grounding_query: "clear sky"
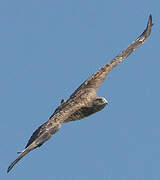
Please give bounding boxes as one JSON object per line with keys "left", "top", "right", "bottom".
{"left": 1, "top": 0, "right": 159, "bottom": 180}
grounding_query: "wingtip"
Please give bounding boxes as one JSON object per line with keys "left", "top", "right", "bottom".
{"left": 7, "top": 166, "right": 11, "bottom": 173}
{"left": 149, "top": 14, "right": 152, "bottom": 19}
{"left": 148, "top": 14, "right": 154, "bottom": 27}
{"left": 7, "top": 162, "right": 15, "bottom": 173}
{"left": 140, "top": 14, "right": 153, "bottom": 38}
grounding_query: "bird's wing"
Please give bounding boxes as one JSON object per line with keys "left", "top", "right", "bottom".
{"left": 70, "top": 15, "right": 153, "bottom": 98}
{"left": 7, "top": 100, "right": 83, "bottom": 173}
{"left": 7, "top": 119, "right": 62, "bottom": 173}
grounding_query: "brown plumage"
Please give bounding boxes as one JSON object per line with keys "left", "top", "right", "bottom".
{"left": 7, "top": 15, "right": 153, "bottom": 173}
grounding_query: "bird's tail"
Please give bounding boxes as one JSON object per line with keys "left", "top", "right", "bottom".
{"left": 7, "top": 142, "right": 36, "bottom": 173}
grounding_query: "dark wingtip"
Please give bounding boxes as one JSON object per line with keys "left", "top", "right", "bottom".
{"left": 148, "top": 14, "right": 154, "bottom": 27}
{"left": 7, "top": 165, "right": 11, "bottom": 173}
{"left": 139, "top": 14, "right": 153, "bottom": 39}
{"left": 7, "top": 161, "right": 15, "bottom": 173}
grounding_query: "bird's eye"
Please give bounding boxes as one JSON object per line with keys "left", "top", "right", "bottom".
{"left": 96, "top": 99, "right": 102, "bottom": 103}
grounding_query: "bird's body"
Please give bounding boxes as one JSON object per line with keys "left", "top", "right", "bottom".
{"left": 7, "top": 15, "right": 153, "bottom": 173}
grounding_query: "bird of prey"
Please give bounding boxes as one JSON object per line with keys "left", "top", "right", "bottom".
{"left": 7, "top": 15, "right": 153, "bottom": 173}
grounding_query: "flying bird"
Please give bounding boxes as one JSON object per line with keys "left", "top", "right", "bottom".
{"left": 7, "top": 15, "right": 153, "bottom": 173}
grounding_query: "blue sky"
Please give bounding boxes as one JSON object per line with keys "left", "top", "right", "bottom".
{"left": 1, "top": 0, "right": 159, "bottom": 180}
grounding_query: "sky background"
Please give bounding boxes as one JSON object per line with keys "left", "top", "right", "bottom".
{"left": 0, "top": 0, "right": 159, "bottom": 180}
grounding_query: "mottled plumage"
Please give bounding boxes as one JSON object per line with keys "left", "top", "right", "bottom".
{"left": 7, "top": 15, "right": 153, "bottom": 173}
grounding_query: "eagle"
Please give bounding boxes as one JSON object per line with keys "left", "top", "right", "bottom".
{"left": 7, "top": 15, "right": 153, "bottom": 173}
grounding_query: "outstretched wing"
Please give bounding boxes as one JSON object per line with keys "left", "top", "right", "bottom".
{"left": 7, "top": 99, "right": 84, "bottom": 173}
{"left": 7, "top": 118, "right": 62, "bottom": 173}
{"left": 70, "top": 15, "right": 153, "bottom": 98}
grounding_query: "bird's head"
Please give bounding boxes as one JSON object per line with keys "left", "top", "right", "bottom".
{"left": 92, "top": 96, "right": 108, "bottom": 112}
